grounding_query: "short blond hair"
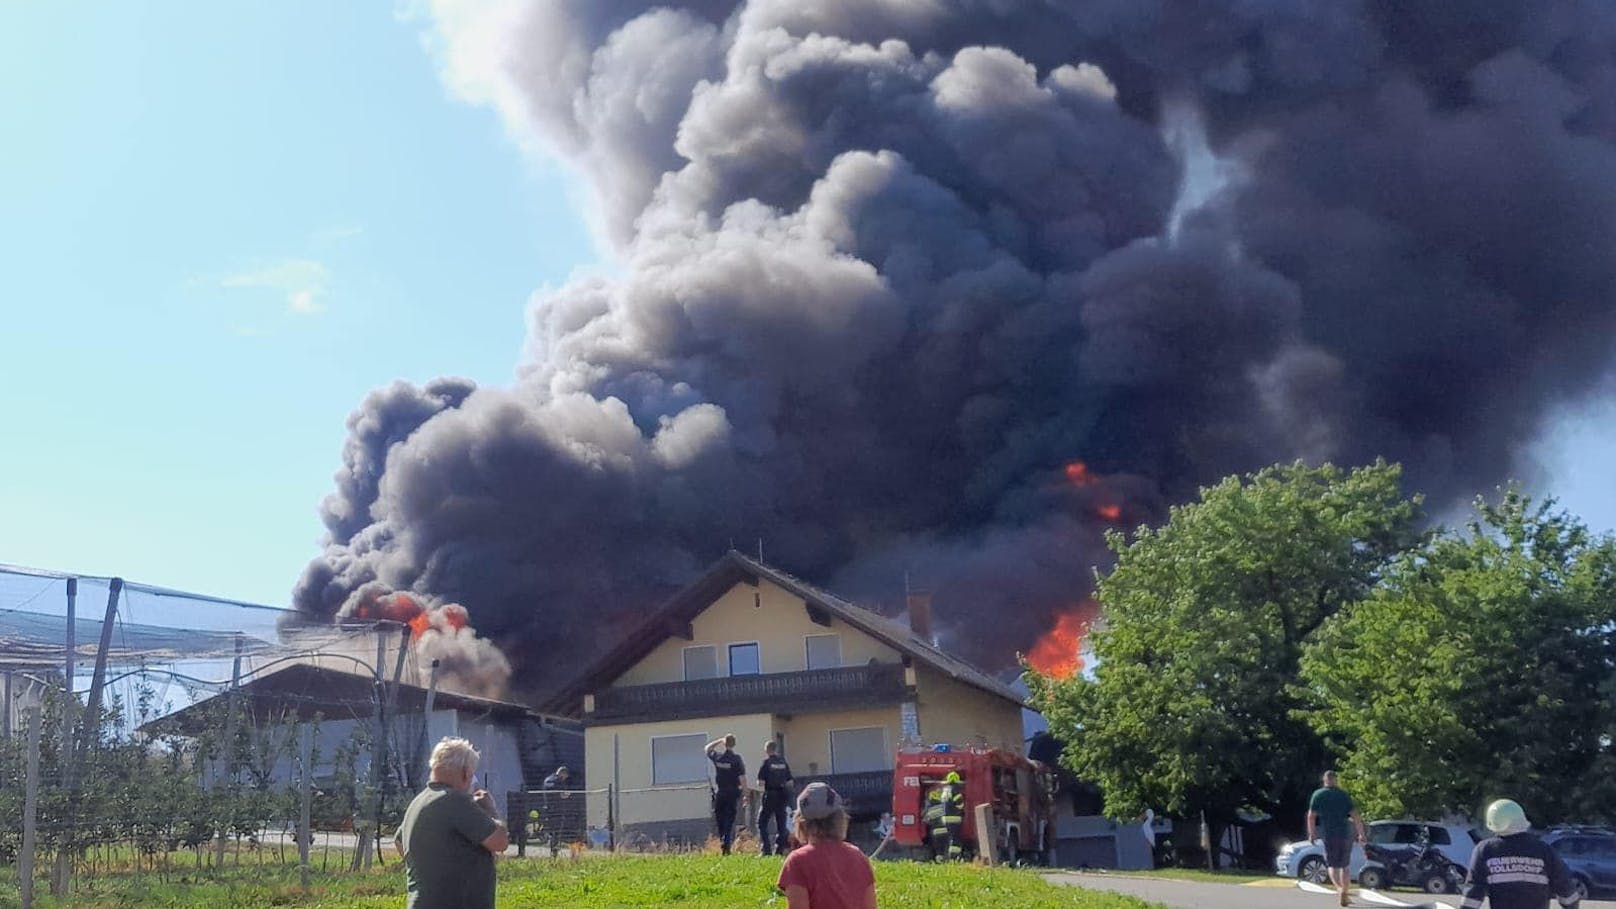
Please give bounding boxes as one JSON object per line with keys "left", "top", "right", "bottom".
{"left": 429, "top": 737, "right": 480, "bottom": 777}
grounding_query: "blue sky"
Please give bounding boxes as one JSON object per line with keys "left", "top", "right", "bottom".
{"left": 0, "top": 2, "right": 595, "bottom": 606}
{"left": 2, "top": 3, "right": 1613, "bottom": 611}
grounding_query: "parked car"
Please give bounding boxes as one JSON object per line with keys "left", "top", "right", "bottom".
{"left": 1275, "top": 820, "right": 1478, "bottom": 884}
{"left": 1544, "top": 829, "right": 1616, "bottom": 903}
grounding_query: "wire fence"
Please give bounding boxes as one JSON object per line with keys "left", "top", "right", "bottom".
{"left": 0, "top": 567, "right": 596, "bottom": 908}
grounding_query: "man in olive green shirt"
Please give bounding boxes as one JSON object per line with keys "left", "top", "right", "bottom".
{"left": 396, "top": 737, "right": 510, "bottom": 909}
{"left": 1307, "top": 770, "right": 1367, "bottom": 907}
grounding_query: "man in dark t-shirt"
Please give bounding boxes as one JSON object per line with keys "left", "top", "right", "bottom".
{"left": 706, "top": 734, "right": 747, "bottom": 855}
{"left": 1308, "top": 770, "right": 1366, "bottom": 907}
{"left": 396, "top": 737, "right": 510, "bottom": 909}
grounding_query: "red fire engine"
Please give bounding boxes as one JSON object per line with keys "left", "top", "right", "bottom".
{"left": 890, "top": 743, "right": 1058, "bottom": 864}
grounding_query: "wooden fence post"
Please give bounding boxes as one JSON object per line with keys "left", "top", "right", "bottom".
{"left": 20, "top": 706, "right": 42, "bottom": 909}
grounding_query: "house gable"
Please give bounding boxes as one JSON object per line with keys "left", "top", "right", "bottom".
{"left": 613, "top": 577, "right": 901, "bottom": 687}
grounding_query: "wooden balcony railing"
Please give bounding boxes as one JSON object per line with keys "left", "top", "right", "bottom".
{"left": 589, "top": 663, "right": 908, "bottom": 724}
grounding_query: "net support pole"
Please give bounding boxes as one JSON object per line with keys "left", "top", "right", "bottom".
{"left": 299, "top": 723, "right": 313, "bottom": 891}
{"left": 20, "top": 706, "right": 42, "bottom": 909}
{"left": 215, "top": 634, "right": 244, "bottom": 869}
{"left": 412, "top": 658, "right": 441, "bottom": 787}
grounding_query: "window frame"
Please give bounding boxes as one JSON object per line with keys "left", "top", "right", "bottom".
{"left": 804, "top": 633, "right": 842, "bottom": 671}
{"left": 727, "top": 641, "right": 762, "bottom": 676}
{"left": 649, "top": 732, "right": 710, "bottom": 786}
{"left": 682, "top": 644, "right": 719, "bottom": 681}
{"left": 827, "top": 725, "right": 890, "bottom": 775}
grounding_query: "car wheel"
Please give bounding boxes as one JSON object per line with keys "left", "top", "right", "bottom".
{"left": 1298, "top": 856, "right": 1328, "bottom": 884}
{"left": 1572, "top": 876, "right": 1590, "bottom": 902}
{"left": 1423, "top": 870, "right": 1454, "bottom": 894}
{"left": 1358, "top": 866, "right": 1386, "bottom": 891}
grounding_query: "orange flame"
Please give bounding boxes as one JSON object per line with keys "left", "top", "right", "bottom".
{"left": 1064, "top": 461, "right": 1096, "bottom": 486}
{"left": 1097, "top": 503, "right": 1122, "bottom": 522}
{"left": 355, "top": 591, "right": 468, "bottom": 640}
{"left": 1026, "top": 601, "right": 1100, "bottom": 680}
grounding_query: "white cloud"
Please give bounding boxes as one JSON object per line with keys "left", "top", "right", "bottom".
{"left": 221, "top": 258, "right": 330, "bottom": 314}
{"left": 310, "top": 224, "right": 364, "bottom": 244}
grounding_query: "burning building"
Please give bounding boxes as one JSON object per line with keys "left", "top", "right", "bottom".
{"left": 294, "top": 2, "right": 1616, "bottom": 699}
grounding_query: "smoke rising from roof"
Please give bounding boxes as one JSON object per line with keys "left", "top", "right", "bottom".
{"left": 295, "top": 1, "right": 1616, "bottom": 696}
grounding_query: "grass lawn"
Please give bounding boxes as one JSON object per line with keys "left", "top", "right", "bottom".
{"left": 0, "top": 853, "right": 1169, "bottom": 909}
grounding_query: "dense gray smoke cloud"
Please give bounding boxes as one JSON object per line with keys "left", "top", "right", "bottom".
{"left": 295, "top": 0, "right": 1616, "bottom": 697}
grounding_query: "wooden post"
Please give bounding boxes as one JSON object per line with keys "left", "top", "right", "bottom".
{"left": 354, "top": 631, "right": 386, "bottom": 870}
{"left": 3, "top": 669, "right": 12, "bottom": 738}
{"left": 52, "top": 577, "right": 83, "bottom": 898}
{"left": 411, "top": 659, "right": 441, "bottom": 788}
{"left": 215, "top": 634, "right": 244, "bottom": 869}
{"left": 299, "top": 723, "right": 313, "bottom": 891}
{"left": 20, "top": 706, "right": 41, "bottom": 909}
{"left": 76, "top": 578, "right": 123, "bottom": 763}
{"left": 375, "top": 625, "right": 410, "bottom": 866}
{"left": 973, "top": 802, "right": 998, "bottom": 865}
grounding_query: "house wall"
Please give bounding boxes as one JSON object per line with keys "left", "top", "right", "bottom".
{"left": 776, "top": 705, "right": 901, "bottom": 776}
{"left": 912, "top": 667, "right": 1026, "bottom": 753}
{"left": 613, "top": 579, "right": 901, "bottom": 687}
{"left": 585, "top": 713, "right": 774, "bottom": 831}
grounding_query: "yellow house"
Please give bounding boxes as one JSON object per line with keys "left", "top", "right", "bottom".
{"left": 545, "top": 551, "right": 1028, "bottom": 844}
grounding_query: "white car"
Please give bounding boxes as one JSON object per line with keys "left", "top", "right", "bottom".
{"left": 1275, "top": 820, "right": 1478, "bottom": 883}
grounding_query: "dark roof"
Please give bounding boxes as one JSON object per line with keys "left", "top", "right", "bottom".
{"left": 144, "top": 662, "right": 572, "bottom": 735}
{"left": 544, "top": 551, "right": 1025, "bottom": 713}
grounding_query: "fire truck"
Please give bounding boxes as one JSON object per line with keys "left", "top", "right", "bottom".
{"left": 890, "top": 743, "right": 1059, "bottom": 864}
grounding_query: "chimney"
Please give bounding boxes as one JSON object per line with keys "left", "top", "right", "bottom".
{"left": 906, "top": 590, "right": 933, "bottom": 643}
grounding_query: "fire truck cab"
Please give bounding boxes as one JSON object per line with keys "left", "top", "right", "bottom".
{"left": 891, "top": 743, "right": 1058, "bottom": 864}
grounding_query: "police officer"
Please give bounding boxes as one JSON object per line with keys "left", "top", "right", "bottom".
{"left": 755, "top": 740, "right": 795, "bottom": 856}
{"left": 1462, "top": 799, "right": 1579, "bottom": 909}
{"left": 705, "top": 734, "right": 746, "bottom": 855}
{"left": 924, "top": 771, "right": 966, "bottom": 861}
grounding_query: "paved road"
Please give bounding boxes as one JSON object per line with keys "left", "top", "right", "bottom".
{"left": 1048, "top": 873, "right": 1616, "bottom": 909}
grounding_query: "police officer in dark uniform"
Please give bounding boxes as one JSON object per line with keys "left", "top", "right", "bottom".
{"left": 755, "top": 740, "right": 795, "bottom": 856}
{"left": 705, "top": 734, "right": 746, "bottom": 855}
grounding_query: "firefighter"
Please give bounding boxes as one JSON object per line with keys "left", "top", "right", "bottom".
{"left": 536, "top": 765, "right": 572, "bottom": 853}
{"left": 755, "top": 740, "right": 795, "bottom": 856}
{"left": 925, "top": 771, "right": 966, "bottom": 861}
{"left": 705, "top": 734, "right": 747, "bottom": 855}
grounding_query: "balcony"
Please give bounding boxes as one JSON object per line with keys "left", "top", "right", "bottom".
{"left": 588, "top": 662, "right": 908, "bottom": 724}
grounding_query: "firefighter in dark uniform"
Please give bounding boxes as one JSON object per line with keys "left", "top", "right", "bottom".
{"left": 535, "top": 765, "right": 571, "bottom": 853}
{"left": 755, "top": 740, "right": 795, "bottom": 856}
{"left": 1462, "top": 799, "right": 1579, "bottom": 909}
{"left": 705, "top": 734, "right": 746, "bottom": 855}
{"left": 924, "top": 771, "right": 966, "bottom": 861}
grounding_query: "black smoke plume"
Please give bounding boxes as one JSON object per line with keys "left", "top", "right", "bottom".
{"left": 295, "top": 0, "right": 1616, "bottom": 697}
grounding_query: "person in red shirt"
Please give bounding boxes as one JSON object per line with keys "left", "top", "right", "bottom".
{"left": 777, "top": 783, "right": 877, "bottom": 909}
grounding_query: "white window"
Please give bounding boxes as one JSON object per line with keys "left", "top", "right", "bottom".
{"left": 651, "top": 733, "right": 709, "bottom": 785}
{"left": 683, "top": 645, "right": 718, "bottom": 681}
{"left": 829, "top": 726, "right": 890, "bottom": 774}
{"left": 805, "top": 633, "right": 841, "bottom": 670}
{"left": 729, "top": 642, "right": 761, "bottom": 676}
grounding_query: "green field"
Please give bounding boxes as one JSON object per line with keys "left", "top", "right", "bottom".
{"left": 0, "top": 854, "right": 1167, "bottom": 909}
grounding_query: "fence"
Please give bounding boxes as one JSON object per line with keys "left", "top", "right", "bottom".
{"left": 0, "top": 567, "right": 556, "bottom": 907}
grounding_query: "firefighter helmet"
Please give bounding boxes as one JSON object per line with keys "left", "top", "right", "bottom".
{"left": 944, "top": 771, "right": 962, "bottom": 784}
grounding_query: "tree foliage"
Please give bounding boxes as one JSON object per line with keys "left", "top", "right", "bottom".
{"left": 1297, "top": 490, "right": 1616, "bottom": 822}
{"left": 1031, "top": 461, "right": 1423, "bottom": 826}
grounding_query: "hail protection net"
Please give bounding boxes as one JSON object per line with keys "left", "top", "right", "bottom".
{"left": 0, "top": 563, "right": 581, "bottom": 892}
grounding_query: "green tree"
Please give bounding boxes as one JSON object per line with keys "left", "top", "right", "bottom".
{"left": 1297, "top": 490, "right": 1616, "bottom": 822}
{"left": 1031, "top": 461, "right": 1423, "bottom": 853}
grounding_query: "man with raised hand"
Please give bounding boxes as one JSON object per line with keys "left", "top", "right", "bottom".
{"left": 395, "top": 737, "right": 509, "bottom": 909}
